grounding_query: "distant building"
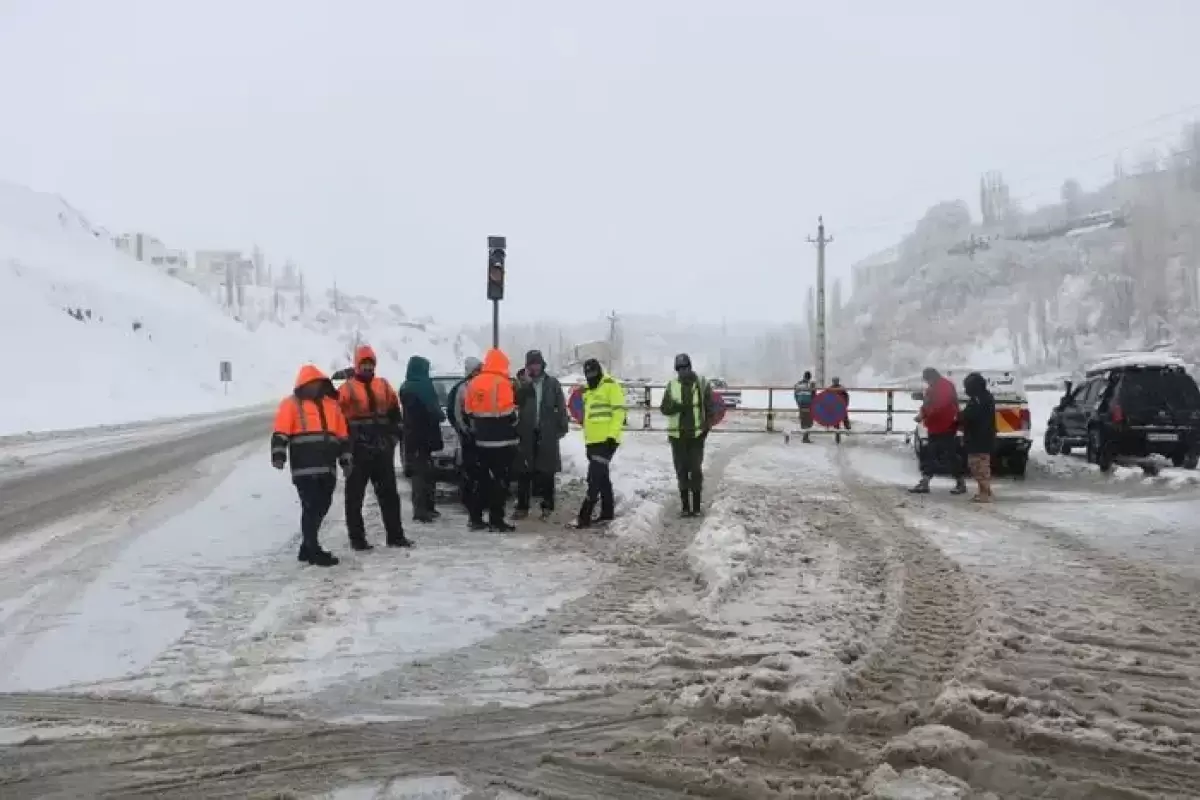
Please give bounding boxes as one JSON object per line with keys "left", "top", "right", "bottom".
{"left": 116, "top": 232, "right": 188, "bottom": 272}
{"left": 851, "top": 245, "right": 900, "bottom": 295}
{"left": 194, "top": 249, "right": 245, "bottom": 278}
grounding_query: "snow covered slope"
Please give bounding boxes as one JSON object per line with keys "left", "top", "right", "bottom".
{"left": 0, "top": 181, "right": 473, "bottom": 435}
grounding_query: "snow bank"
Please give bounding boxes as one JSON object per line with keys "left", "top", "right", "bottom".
{"left": 0, "top": 180, "right": 473, "bottom": 434}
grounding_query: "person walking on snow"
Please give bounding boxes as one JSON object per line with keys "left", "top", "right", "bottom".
{"left": 660, "top": 353, "right": 718, "bottom": 517}
{"left": 572, "top": 358, "right": 625, "bottom": 529}
{"left": 514, "top": 349, "right": 569, "bottom": 521}
{"left": 337, "top": 345, "right": 409, "bottom": 550}
{"left": 463, "top": 348, "right": 520, "bottom": 532}
{"left": 829, "top": 377, "right": 851, "bottom": 431}
{"left": 399, "top": 355, "right": 445, "bottom": 524}
{"left": 960, "top": 371, "right": 996, "bottom": 503}
{"left": 794, "top": 371, "right": 816, "bottom": 443}
{"left": 271, "top": 365, "right": 353, "bottom": 567}
{"left": 446, "top": 356, "right": 486, "bottom": 530}
{"left": 910, "top": 366, "right": 967, "bottom": 495}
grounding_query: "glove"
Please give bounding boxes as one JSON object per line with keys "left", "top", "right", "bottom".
{"left": 271, "top": 457, "right": 285, "bottom": 470}
{"left": 605, "top": 437, "right": 617, "bottom": 448}
{"left": 338, "top": 453, "right": 353, "bottom": 473}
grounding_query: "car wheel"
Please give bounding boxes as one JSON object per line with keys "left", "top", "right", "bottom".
{"left": 1088, "top": 428, "right": 1113, "bottom": 472}
{"left": 1010, "top": 453, "right": 1028, "bottom": 479}
{"left": 1043, "top": 428, "right": 1062, "bottom": 456}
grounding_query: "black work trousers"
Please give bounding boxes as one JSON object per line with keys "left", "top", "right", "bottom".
{"left": 516, "top": 430, "right": 556, "bottom": 511}
{"left": 582, "top": 442, "right": 618, "bottom": 519}
{"left": 294, "top": 473, "right": 336, "bottom": 551}
{"left": 460, "top": 440, "right": 484, "bottom": 521}
{"left": 344, "top": 447, "right": 404, "bottom": 543}
{"left": 474, "top": 445, "right": 514, "bottom": 525}
{"left": 921, "top": 432, "right": 964, "bottom": 479}
{"left": 670, "top": 436, "right": 706, "bottom": 495}
{"left": 408, "top": 447, "right": 437, "bottom": 519}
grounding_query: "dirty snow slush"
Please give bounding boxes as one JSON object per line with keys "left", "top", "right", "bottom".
{"left": 4, "top": 435, "right": 1200, "bottom": 797}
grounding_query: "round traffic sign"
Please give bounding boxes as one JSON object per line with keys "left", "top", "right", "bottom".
{"left": 811, "top": 389, "right": 847, "bottom": 427}
{"left": 567, "top": 385, "right": 584, "bottom": 424}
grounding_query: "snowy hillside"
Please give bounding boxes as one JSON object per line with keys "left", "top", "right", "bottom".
{"left": 835, "top": 126, "right": 1200, "bottom": 383}
{"left": 0, "top": 180, "right": 474, "bottom": 435}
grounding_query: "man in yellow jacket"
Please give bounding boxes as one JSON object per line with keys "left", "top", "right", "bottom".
{"left": 572, "top": 358, "right": 625, "bottom": 528}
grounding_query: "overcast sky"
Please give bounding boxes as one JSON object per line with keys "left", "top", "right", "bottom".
{"left": 2, "top": 0, "right": 1198, "bottom": 325}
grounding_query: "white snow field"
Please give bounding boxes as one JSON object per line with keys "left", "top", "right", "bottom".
{"left": 0, "top": 180, "right": 470, "bottom": 436}
{"left": 2, "top": 414, "right": 1199, "bottom": 798}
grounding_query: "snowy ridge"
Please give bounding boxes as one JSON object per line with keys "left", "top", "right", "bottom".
{"left": 0, "top": 180, "right": 475, "bottom": 434}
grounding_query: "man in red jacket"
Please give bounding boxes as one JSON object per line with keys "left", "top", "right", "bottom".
{"left": 910, "top": 367, "right": 967, "bottom": 494}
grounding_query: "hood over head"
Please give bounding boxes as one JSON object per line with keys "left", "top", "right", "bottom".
{"left": 354, "top": 345, "right": 377, "bottom": 368}
{"left": 964, "top": 372, "right": 988, "bottom": 397}
{"left": 922, "top": 367, "right": 941, "bottom": 384}
{"left": 583, "top": 358, "right": 603, "bottom": 388}
{"left": 405, "top": 355, "right": 431, "bottom": 382}
{"left": 293, "top": 364, "right": 335, "bottom": 397}
{"left": 463, "top": 356, "right": 482, "bottom": 377}
{"left": 481, "top": 348, "right": 511, "bottom": 376}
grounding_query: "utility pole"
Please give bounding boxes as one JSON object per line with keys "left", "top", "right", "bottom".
{"left": 806, "top": 216, "right": 833, "bottom": 387}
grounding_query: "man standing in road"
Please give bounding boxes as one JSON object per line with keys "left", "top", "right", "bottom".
{"left": 399, "top": 355, "right": 445, "bottom": 524}
{"left": 336, "top": 345, "right": 409, "bottom": 550}
{"left": 572, "top": 358, "right": 625, "bottom": 529}
{"left": 463, "top": 348, "right": 520, "bottom": 532}
{"left": 514, "top": 349, "right": 569, "bottom": 521}
{"left": 272, "top": 365, "right": 353, "bottom": 567}
{"left": 911, "top": 366, "right": 967, "bottom": 495}
{"left": 829, "top": 377, "right": 851, "bottom": 431}
{"left": 794, "top": 371, "right": 816, "bottom": 443}
{"left": 447, "top": 356, "right": 486, "bottom": 530}
{"left": 960, "top": 371, "right": 997, "bottom": 503}
{"left": 660, "top": 353, "right": 717, "bottom": 517}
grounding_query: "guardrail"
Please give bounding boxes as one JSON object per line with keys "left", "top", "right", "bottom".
{"left": 568, "top": 384, "right": 923, "bottom": 435}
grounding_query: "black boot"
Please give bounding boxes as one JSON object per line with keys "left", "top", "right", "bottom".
{"left": 298, "top": 543, "right": 312, "bottom": 563}
{"left": 679, "top": 490, "right": 692, "bottom": 518}
{"left": 386, "top": 533, "right": 412, "bottom": 548}
{"left": 468, "top": 518, "right": 489, "bottom": 531}
{"left": 950, "top": 477, "right": 968, "bottom": 495}
{"left": 909, "top": 477, "right": 931, "bottom": 494}
{"left": 574, "top": 499, "right": 595, "bottom": 529}
{"left": 350, "top": 538, "right": 373, "bottom": 551}
{"left": 308, "top": 548, "right": 339, "bottom": 567}
{"left": 691, "top": 490, "right": 702, "bottom": 517}
{"left": 490, "top": 520, "right": 516, "bottom": 533}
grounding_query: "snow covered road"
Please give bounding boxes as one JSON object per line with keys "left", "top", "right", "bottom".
{"left": 1, "top": 431, "right": 1199, "bottom": 798}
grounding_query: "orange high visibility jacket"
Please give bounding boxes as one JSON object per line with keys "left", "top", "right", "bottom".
{"left": 337, "top": 345, "right": 402, "bottom": 448}
{"left": 271, "top": 365, "right": 351, "bottom": 477}
{"left": 463, "top": 348, "right": 519, "bottom": 448}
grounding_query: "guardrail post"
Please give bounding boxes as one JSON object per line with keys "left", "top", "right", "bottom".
{"left": 766, "top": 388, "right": 775, "bottom": 432}
{"left": 886, "top": 389, "right": 894, "bottom": 433}
{"left": 643, "top": 385, "right": 651, "bottom": 430}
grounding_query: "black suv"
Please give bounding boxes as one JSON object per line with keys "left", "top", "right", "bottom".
{"left": 1044, "top": 359, "right": 1200, "bottom": 471}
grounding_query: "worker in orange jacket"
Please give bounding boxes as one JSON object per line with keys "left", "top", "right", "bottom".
{"left": 337, "top": 345, "right": 409, "bottom": 550}
{"left": 463, "top": 348, "right": 520, "bottom": 531}
{"left": 272, "top": 365, "right": 353, "bottom": 567}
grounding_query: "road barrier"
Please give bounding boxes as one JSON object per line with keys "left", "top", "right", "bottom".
{"left": 567, "top": 384, "right": 922, "bottom": 436}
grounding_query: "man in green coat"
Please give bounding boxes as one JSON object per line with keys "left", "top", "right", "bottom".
{"left": 660, "top": 353, "right": 718, "bottom": 517}
{"left": 513, "top": 350, "right": 569, "bottom": 520}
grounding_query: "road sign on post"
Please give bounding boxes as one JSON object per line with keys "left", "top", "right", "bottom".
{"left": 219, "top": 360, "right": 232, "bottom": 395}
{"left": 811, "top": 389, "right": 847, "bottom": 427}
{"left": 487, "top": 235, "right": 506, "bottom": 348}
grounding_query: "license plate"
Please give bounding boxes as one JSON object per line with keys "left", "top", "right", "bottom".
{"left": 1147, "top": 432, "right": 1178, "bottom": 442}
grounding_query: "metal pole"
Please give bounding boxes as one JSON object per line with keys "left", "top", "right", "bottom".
{"left": 491, "top": 299, "right": 499, "bottom": 349}
{"left": 807, "top": 216, "right": 833, "bottom": 387}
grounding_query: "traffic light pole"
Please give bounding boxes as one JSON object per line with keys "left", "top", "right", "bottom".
{"left": 487, "top": 235, "right": 506, "bottom": 351}
{"left": 492, "top": 299, "right": 499, "bottom": 349}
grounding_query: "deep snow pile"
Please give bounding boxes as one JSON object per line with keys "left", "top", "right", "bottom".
{"left": 0, "top": 180, "right": 473, "bottom": 435}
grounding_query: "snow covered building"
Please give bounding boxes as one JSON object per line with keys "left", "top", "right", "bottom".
{"left": 194, "top": 249, "right": 252, "bottom": 282}
{"left": 115, "top": 232, "right": 188, "bottom": 272}
{"left": 850, "top": 245, "right": 900, "bottom": 296}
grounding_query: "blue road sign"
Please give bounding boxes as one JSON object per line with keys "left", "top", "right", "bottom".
{"left": 811, "top": 389, "right": 848, "bottom": 427}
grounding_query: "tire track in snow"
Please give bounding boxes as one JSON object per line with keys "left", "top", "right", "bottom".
{"left": 845, "top": 454, "right": 1200, "bottom": 798}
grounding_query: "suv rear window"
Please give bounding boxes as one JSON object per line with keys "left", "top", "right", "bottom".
{"left": 1116, "top": 368, "right": 1200, "bottom": 411}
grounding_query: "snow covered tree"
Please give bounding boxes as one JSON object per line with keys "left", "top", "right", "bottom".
{"left": 1060, "top": 178, "right": 1083, "bottom": 218}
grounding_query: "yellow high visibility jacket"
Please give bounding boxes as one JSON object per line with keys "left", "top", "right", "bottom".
{"left": 582, "top": 375, "right": 626, "bottom": 444}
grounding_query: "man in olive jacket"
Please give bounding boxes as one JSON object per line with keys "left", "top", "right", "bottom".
{"left": 513, "top": 349, "right": 569, "bottom": 520}
{"left": 660, "top": 353, "right": 718, "bottom": 517}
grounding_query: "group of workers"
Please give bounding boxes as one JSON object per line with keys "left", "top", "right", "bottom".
{"left": 270, "top": 345, "right": 725, "bottom": 566}
{"left": 792, "top": 372, "right": 851, "bottom": 443}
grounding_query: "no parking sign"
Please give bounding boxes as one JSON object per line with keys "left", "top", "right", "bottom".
{"left": 811, "top": 389, "right": 848, "bottom": 427}
{"left": 568, "top": 385, "right": 585, "bottom": 424}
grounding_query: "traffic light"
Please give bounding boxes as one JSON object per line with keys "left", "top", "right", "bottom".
{"left": 487, "top": 235, "right": 506, "bottom": 301}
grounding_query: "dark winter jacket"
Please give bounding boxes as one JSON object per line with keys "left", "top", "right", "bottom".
{"left": 514, "top": 374, "right": 569, "bottom": 474}
{"left": 399, "top": 356, "right": 445, "bottom": 456}
{"left": 960, "top": 372, "right": 996, "bottom": 454}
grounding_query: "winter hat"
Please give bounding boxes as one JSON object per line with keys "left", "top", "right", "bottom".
{"left": 583, "top": 358, "right": 603, "bottom": 376}
{"left": 355, "top": 344, "right": 377, "bottom": 367}
{"left": 463, "top": 356, "right": 482, "bottom": 376}
{"left": 525, "top": 349, "right": 546, "bottom": 367}
{"left": 673, "top": 353, "right": 692, "bottom": 371}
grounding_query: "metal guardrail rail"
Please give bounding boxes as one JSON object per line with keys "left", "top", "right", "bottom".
{"left": 568, "top": 385, "right": 923, "bottom": 435}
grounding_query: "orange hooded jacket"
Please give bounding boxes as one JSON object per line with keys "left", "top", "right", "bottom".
{"left": 463, "top": 348, "right": 519, "bottom": 448}
{"left": 272, "top": 365, "right": 351, "bottom": 476}
{"left": 336, "top": 345, "right": 402, "bottom": 446}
